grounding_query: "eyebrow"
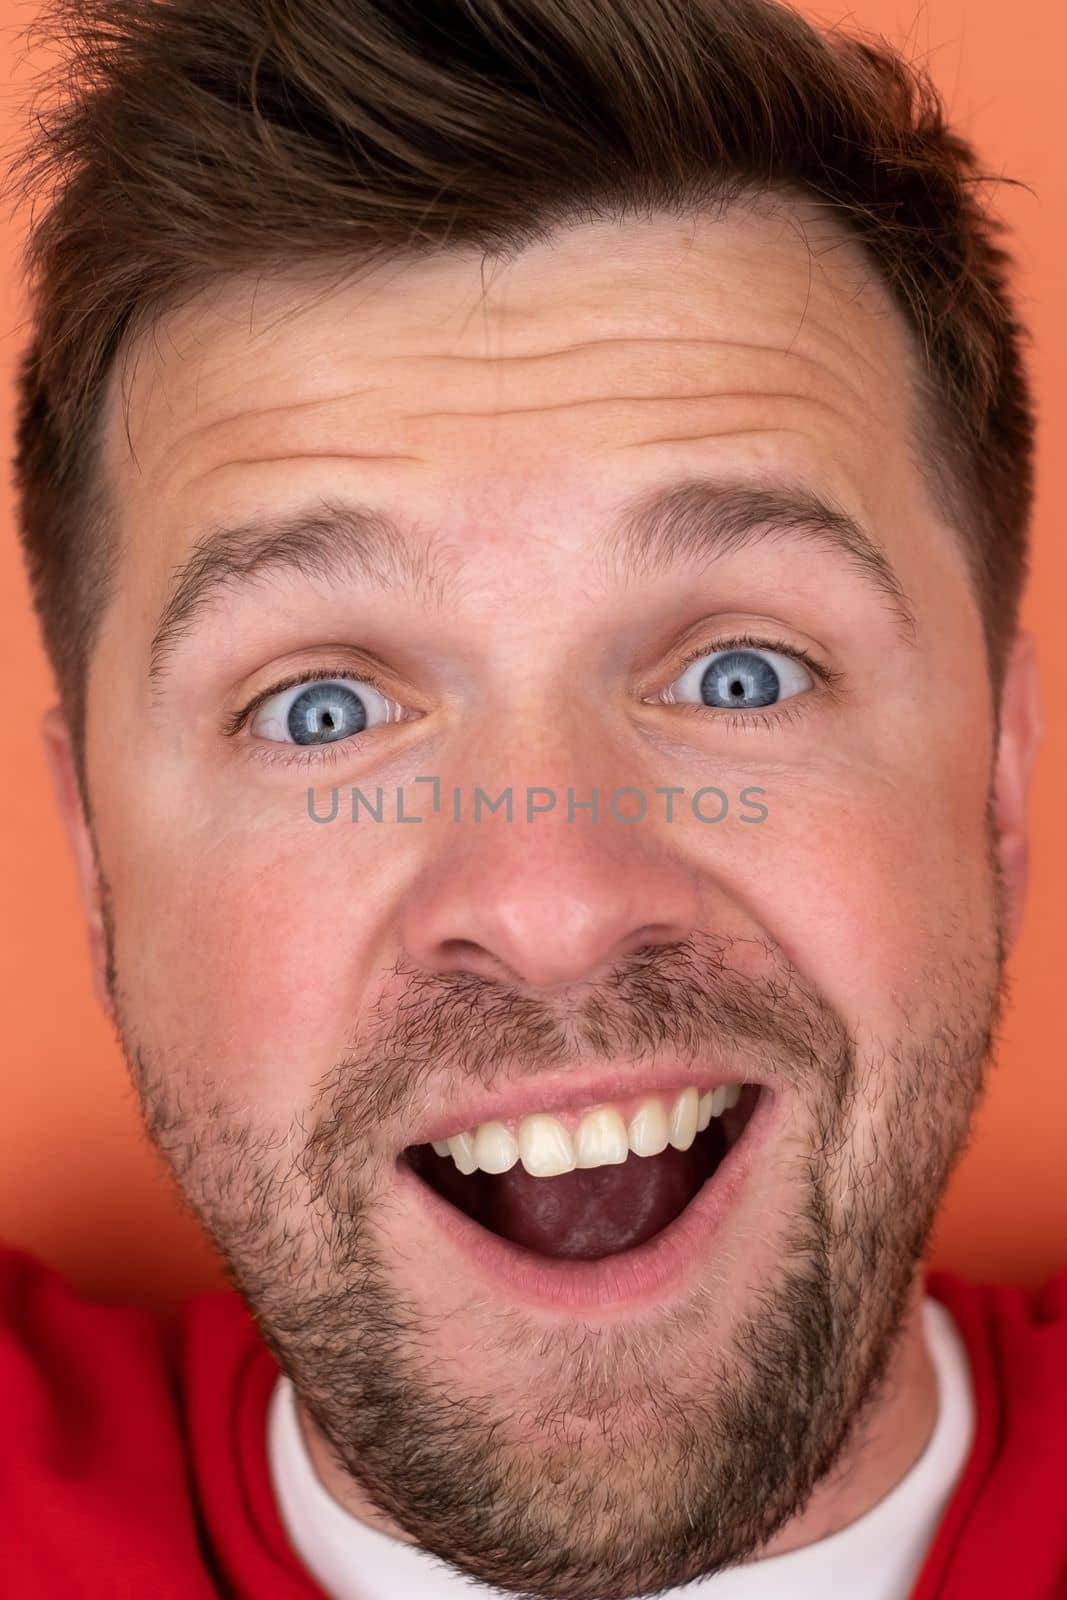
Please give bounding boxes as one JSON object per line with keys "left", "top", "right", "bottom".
{"left": 147, "top": 474, "right": 917, "bottom": 689}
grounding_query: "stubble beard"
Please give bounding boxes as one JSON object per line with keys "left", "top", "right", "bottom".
{"left": 99, "top": 874, "right": 1004, "bottom": 1600}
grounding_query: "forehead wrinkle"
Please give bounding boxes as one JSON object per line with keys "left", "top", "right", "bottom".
{"left": 192, "top": 450, "right": 425, "bottom": 484}
{"left": 127, "top": 323, "right": 879, "bottom": 470}
{"left": 442, "top": 274, "right": 895, "bottom": 402}
{"left": 624, "top": 424, "right": 812, "bottom": 450}
{"left": 117, "top": 281, "right": 895, "bottom": 516}
{"left": 154, "top": 383, "right": 389, "bottom": 458}
{"left": 142, "top": 375, "right": 860, "bottom": 500}
{"left": 404, "top": 390, "right": 851, "bottom": 424}
{"left": 380, "top": 332, "right": 884, "bottom": 387}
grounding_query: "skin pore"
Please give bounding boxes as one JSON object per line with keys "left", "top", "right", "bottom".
{"left": 44, "top": 197, "right": 1040, "bottom": 1598}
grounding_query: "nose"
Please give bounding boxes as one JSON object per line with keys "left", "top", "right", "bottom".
{"left": 399, "top": 780, "right": 705, "bottom": 992}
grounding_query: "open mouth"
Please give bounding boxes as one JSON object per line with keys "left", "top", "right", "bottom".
{"left": 400, "top": 1084, "right": 763, "bottom": 1261}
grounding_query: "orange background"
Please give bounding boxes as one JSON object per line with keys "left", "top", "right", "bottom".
{"left": 1, "top": 2, "right": 1063, "bottom": 1316}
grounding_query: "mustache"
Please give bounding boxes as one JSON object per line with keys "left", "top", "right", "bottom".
{"left": 311, "top": 932, "right": 855, "bottom": 1148}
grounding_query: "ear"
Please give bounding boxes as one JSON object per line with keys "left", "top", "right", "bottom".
{"left": 39, "top": 704, "right": 115, "bottom": 1022}
{"left": 992, "top": 631, "right": 1042, "bottom": 952}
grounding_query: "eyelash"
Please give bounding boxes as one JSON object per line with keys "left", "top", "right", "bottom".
{"left": 228, "top": 634, "right": 838, "bottom": 767}
{"left": 225, "top": 663, "right": 397, "bottom": 771}
{"left": 663, "top": 631, "right": 840, "bottom": 733}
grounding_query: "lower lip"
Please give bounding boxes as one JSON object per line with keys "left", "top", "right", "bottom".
{"left": 392, "top": 1087, "right": 779, "bottom": 1315}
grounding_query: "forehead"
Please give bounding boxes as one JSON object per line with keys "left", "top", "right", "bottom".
{"left": 103, "top": 198, "right": 930, "bottom": 577}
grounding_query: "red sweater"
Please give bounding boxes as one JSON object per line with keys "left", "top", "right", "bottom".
{"left": 1, "top": 1244, "right": 1065, "bottom": 1599}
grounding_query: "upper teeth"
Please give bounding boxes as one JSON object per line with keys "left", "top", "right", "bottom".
{"left": 429, "top": 1083, "right": 743, "bottom": 1177}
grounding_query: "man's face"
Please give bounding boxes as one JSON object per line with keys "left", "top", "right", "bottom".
{"left": 80, "top": 201, "right": 1004, "bottom": 1595}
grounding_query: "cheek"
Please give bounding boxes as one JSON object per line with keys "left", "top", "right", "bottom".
{"left": 100, "top": 816, "right": 391, "bottom": 1113}
{"left": 743, "top": 742, "right": 998, "bottom": 1038}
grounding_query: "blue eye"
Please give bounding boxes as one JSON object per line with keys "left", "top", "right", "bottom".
{"left": 668, "top": 647, "right": 813, "bottom": 711}
{"left": 250, "top": 678, "right": 392, "bottom": 746}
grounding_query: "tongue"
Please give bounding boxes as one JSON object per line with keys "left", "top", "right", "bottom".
{"left": 412, "top": 1126, "right": 727, "bottom": 1259}
{"left": 482, "top": 1145, "right": 703, "bottom": 1258}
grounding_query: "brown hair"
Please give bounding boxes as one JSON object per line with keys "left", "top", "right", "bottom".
{"left": 8, "top": 0, "right": 1035, "bottom": 801}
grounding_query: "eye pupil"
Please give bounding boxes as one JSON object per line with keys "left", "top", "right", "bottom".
{"left": 287, "top": 682, "right": 368, "bottom": 745}
{"left": 700, "top": 650, "right": 781, "bottom": 710}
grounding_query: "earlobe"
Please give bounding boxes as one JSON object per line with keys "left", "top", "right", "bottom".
{"left": 991, "top": 632, "right": 1043, "bottom": 952}
{"left": 39, "top": 705, "right": 115, "bottom": 1022}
